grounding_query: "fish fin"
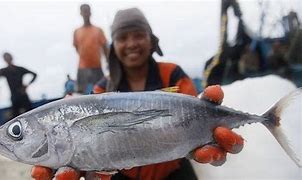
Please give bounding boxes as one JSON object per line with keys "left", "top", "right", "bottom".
{"left": 158, "top": 86, "right": 180, "bottom": 93}
{"left": 106, "top": 109, "right": 171, "bottom": 128}
{"left": 262, "top": 88, "right": 302, "bottom": 167}
{"left": 72, "top": 109, "right": 171, "bottom": 133}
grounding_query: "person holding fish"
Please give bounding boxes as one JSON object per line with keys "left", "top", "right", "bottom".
{"left": 31, "top": 8, "right": 244, "bottom": 180}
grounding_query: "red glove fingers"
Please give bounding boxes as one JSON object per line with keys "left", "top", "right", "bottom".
{"left": 54, "top": 167, "right": 81, "bottom": 180}
{"left": 193, "top": 145, "right": 227, "bottom": 166}
{"left": 31, "top": 166, "right": 53, "bottom": 180}
{"left": 214, "top": 127, "right": 244, "bottom": 154}
{"left": 202, "top": 85, "right": 224, "bottom": 104}
{"left": 193, "top": 127, "right": 244, "bottom": 166}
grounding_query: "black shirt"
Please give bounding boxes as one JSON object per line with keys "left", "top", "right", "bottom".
{"left": 0, "top": 65, "right": 32, "bottom": 97}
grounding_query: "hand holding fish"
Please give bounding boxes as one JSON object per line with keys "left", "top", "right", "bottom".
{"left": 31, "top": 166, "right": 112, "bottom": 180}
{"left": 194, "top": 85, "right": 244, "bottom": 166}
{"left": 31, "top": 85, "right": 244, "bottom": 180}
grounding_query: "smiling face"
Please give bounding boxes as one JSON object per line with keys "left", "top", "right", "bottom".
{"left": 113, "top": 29, "right": 152, "bottom": 70}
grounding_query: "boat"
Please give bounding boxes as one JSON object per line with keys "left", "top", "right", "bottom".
{"left": 203, "top": 0, "right": 302, "bottom": 88}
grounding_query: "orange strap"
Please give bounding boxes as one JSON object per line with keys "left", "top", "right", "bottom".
{"left": 158, "top": 62, "right": 197, "bottom": 96}
{"left": 121, "top": 159, "right": 181, "bottom": 180}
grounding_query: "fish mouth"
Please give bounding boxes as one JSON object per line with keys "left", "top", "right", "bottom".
{"left": 0, "top": 142, "right": 18, "bottom": 161}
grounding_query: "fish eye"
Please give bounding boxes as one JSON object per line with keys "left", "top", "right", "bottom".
{"left": 7, "top": 121, "right": 23, "bottom": 140}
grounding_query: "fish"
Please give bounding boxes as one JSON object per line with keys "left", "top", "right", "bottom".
{"left": 0, "top": 89, "right": 301, "bottom": 171}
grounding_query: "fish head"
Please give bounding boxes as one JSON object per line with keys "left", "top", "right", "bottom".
{"left": 0, "top": 115, "right": 73, "bottom": 168}
{"left": 0, "top": 116, "right": 48, "bottom": 163}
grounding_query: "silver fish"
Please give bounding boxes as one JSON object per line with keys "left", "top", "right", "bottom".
{"left": 0, "top": 90, "right": 301, "bottom": 171}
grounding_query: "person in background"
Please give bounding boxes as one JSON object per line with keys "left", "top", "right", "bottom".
{"left": 0, "top": 52, "right": 37, "bottom": 118}
{"left": 31, "top": 8, "right": 244, "bottom": 180}
{"left": 73, "top": 4, "right": 109, "bottom": 94}
{"left": 64, "top": 74, "right": 76, "bottom": 96}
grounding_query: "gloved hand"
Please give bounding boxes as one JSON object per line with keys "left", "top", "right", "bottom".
{"left": 193, "top": 85, "right": 244, "bottom": 166}
{"left": 31, "top": 166, "right": 112, "bottom": 180}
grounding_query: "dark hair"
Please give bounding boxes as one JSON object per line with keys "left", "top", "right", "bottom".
{"left": 3, "top": 52, "right": 11, "bottom": 57}
{"left": 80, "top": 4, "right": 90, "bottom": 11}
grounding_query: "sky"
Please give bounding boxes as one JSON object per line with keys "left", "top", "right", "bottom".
{"left": 0, "top": 0, "right": 301, "bottom": 107}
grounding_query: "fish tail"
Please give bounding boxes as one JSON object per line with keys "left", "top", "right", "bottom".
{"left": 261, "top": 88, "right": 302, "bottom": 167}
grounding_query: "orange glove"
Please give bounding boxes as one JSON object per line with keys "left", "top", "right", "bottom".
{"left": 31, "top": 166, "right": 112, "bottom": 180}
{"left": 193, "top": 85, "right": 244, "bottom": 166}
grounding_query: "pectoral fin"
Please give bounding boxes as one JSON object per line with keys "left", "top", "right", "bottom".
{"left": 72, "top": 109, "right": 172, "bottom": 133}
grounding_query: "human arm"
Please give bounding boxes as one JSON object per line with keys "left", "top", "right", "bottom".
{"left": 73, "top": 30, "right": 78, "bottom": 52}
{"left": 28, "top": 71, "right": 37, "bottom": 85}
{"left": 98, "top": 28, "right": 109, "bottom": 60}
{"left": 102, "top": 43, "right": 110, "bottom": 60}
{"left": 21, "top": 67, "right": 37, "bottom": 88}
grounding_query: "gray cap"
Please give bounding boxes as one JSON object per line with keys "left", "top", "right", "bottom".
{"left": 111, "top": 8, "right": 151, "bottom": 38}
{"left": 110, "top": 8, "right": 163, "bottom": 56}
